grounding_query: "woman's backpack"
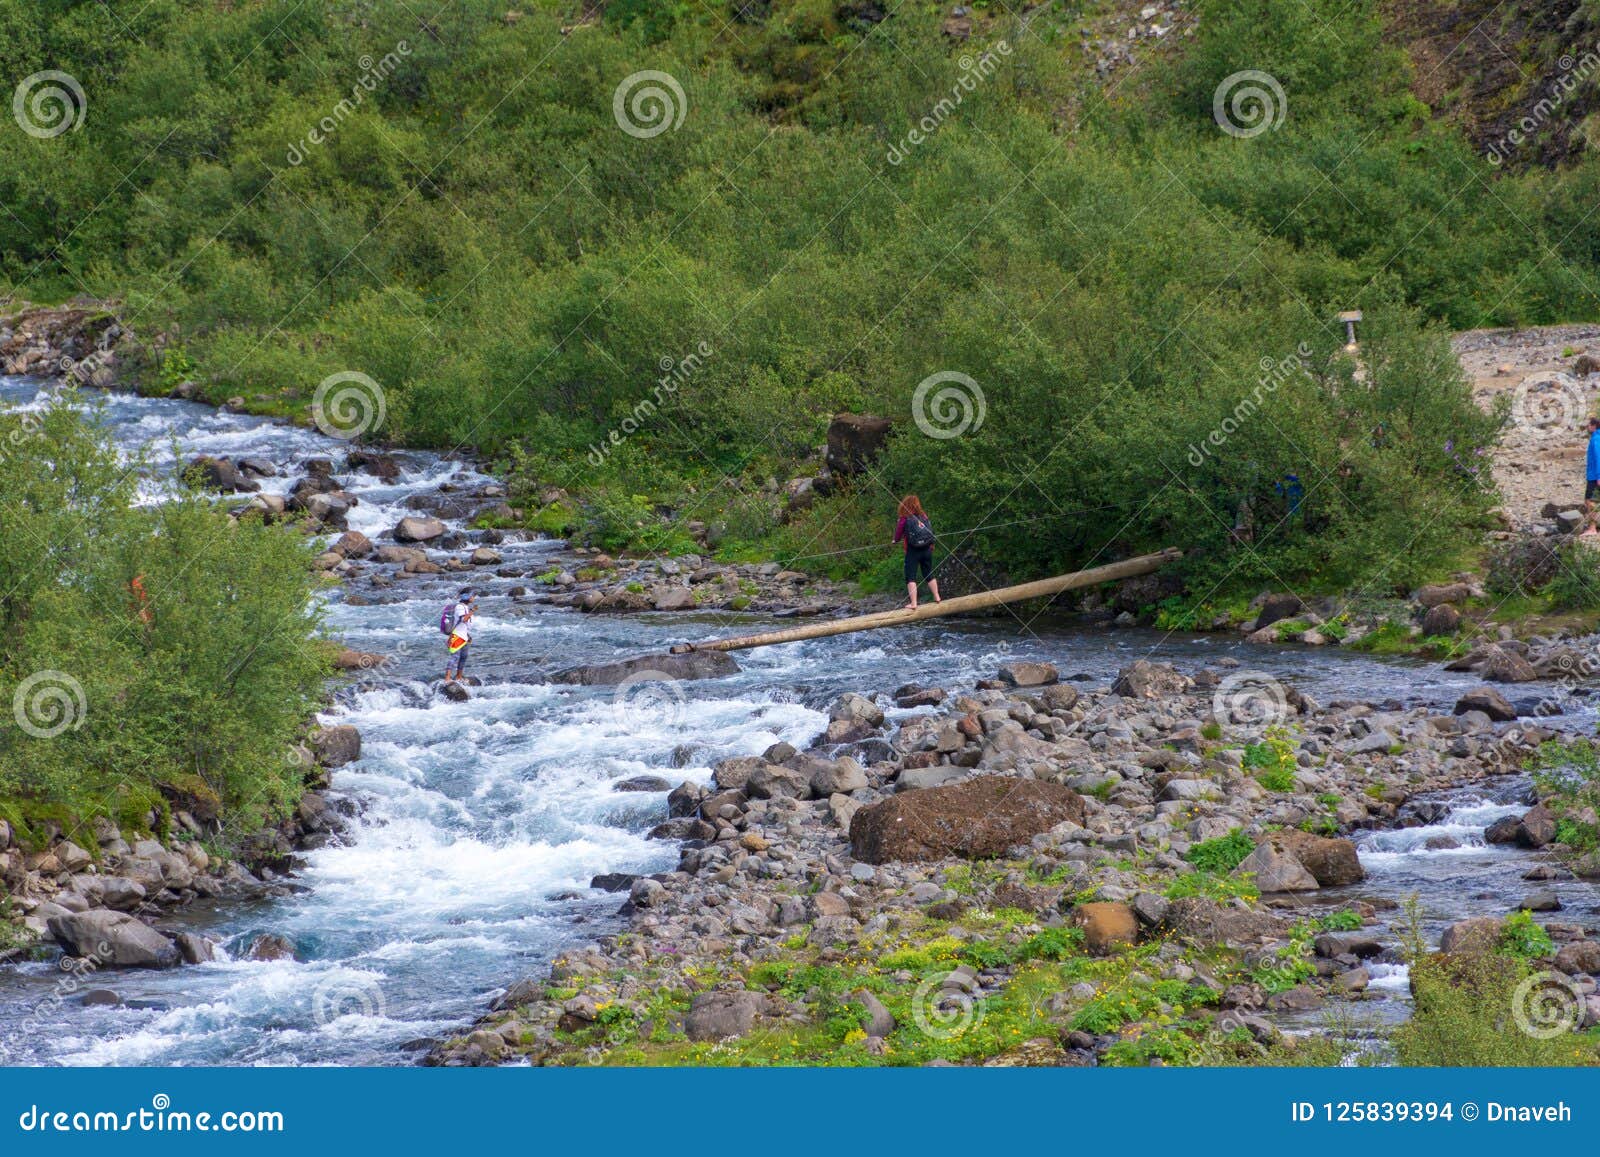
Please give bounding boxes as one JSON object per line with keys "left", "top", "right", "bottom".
{"left": 440, "top": 604, "right": 457, "bottom": 634}
{"left": 906, "top": 513, "right": 935, "bottom": 549}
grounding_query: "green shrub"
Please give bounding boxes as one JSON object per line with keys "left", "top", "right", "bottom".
{"left": 1499, "top": 911, "right": 1555, "bottom": 960}
{"left": 1185, "top": 829, "right": 1255, "bottom": 873}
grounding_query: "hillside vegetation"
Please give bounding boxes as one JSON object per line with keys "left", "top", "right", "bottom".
{"left": 3, "top": 0, "right": 1598, "bottom": 591}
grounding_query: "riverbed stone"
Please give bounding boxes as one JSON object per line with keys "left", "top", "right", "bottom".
{"left": 312, "top": 725, "right": 362, "bottom": 768}
{"left": 393, "top": 516, "right": 447, "bottom": 542}
{"left": 849, "top": 776, "right": 1085, "bottom": 863}
{"left": 1237, "top": 843, "right": 1318, "bottom": 892}
{"left": 684, "top": 991, "right": 760, "bottom": 1041}
{"left": 1072, "top": 902, "right": 1139, "bottom": 954}
{"left": 1266, "top": 830, "right": 1364, "bottom": 887}
{"left": 550, "top": 650, "right": 740, "bottom": 685}
{"left": 998, "top": 661, "right": 1058, "bottom": 687}
{"left": 48, "top": 910, "right": 180, "bottom": 969}
{"left": 1454, "top": 688, "right": 1516, "bottom": 721}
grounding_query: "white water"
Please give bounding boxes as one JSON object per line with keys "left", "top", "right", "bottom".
{"left": 1, "top": 376, "right": 1593, "bottom": 1064}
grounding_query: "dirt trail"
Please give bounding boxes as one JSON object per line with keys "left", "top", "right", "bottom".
{"left": 1454, "top": 325, "right": 1600, "bottom": 527}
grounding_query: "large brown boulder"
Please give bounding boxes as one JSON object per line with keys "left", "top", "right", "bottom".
{"left": 825, "top": 413, "right": 892, "bottom": 476}
{"left": 1454, "top": 687, "right": 1516, "bottom": 721}
{"left": 1267, "top": 830, "right": 1364, "bottom": 887}
{"left": 1483, "top": 645, "right": 1539, "bottom": 683}
{"left": 393, "top": 516, "right": 446, "bottom": 543}
{"left": 1072, "top": 902, "right": 1139, "bottom": 954}
{"left": 848, "top": 776, "right": 1085, "bottom": 863}
{"left": 311, "top": 724, "right": 362, "bottom": 768}
{"left": 1161, "top": 896, "right": 1286, "bottom": 949}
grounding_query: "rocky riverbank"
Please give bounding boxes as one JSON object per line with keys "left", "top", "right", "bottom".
{"left": 0, "top": 723, "right": 361, "bottom": 973}
{"left": 423, "top": 657, "right": 1600, "bottom": 1067}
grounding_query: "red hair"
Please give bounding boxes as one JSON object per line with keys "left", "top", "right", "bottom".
{"left": 897, "top": 495, "right": 925, "bottom": 519}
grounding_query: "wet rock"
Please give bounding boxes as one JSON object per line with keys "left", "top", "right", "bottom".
{"left": 998, "top": 661, "right": 1058, "bottom": 688}
{"left": 613, "top": 775, "right": 672, "bottom": 793}
{"left": 81, "top": 989, "right": 122, "bottom": 1006}
{"left": 1518, "top": 890, "right": 1562, "bottom": 912}
{"left": 550, "top": 651, "right": 740, "bottom": 685}
{"left": 849, "top": 776, "right": 1085, "bottom": 863}
{"left": 589, "top": 873, "right": 638, "bottom": 893}
{"left": 1454, "top": 688, "right": 1516, "bottom": 721}
{"left": 48, "top": 910, "right": 180, "bottom": 969}
{"left": 810, "top": 756, "right": 868, "bottom": 797}
{"left": 1555, "top": 940, "right": 1600, "bottom": 975}
{"left": 1483, "top": 646, "right": 1539, "bottom": 683}
{"left": 312, "top": 725, "right": 362, "bottom": 768}
{"left": 246, "top": 934, "right": 298, "bottom": 962}
{"left": 175, "top": 932, "right": 217, "bottom": 964}
{"left": 393, "top": 516, "right": 447, "bottom": 543}
{"left": 1313, "top": 933, "right": 1383, "bottom": 959}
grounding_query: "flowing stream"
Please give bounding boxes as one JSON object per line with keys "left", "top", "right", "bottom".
{"left": 0, "top": 377, "right": 1595, "bottom": 1065}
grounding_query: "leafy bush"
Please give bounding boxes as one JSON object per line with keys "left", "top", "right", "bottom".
{"left": 1244, "top": 728, "right": 1300, "bottom": 792}
{"left": 1499, "top": 911, "right": 1555, "bottom": 960}
{"left": 0, "top": 399, "right": 327, "bottom": 841}
{"left": 1487, "top": 532, "right": 1564, "bottom": 597}
{"left": 1185, "top": 829, "right": 1255, "bottom": 873}
{"left": 1395, "top": 953, "right": 1595, "bottom": 1066}
{"left": 1545, "top": 541, "right": 1600, "bottom": 611}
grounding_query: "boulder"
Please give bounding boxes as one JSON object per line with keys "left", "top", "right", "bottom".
{"left": 1483, "top": 646, "right": 1539, "bottom": 684}
{"left": 1415, "top": 582, "right": 1472, "bottom": 608}
{"left": 849, "top": 776, "right": 1085, "bottom": 863}
{"left": 1421, "top": 603, "right": 1462, "bottom": 636}
{"left": 1237, "top": 843, "right": 1319, "bottom": 892}
{"left": 1254, "top": 592, "right": 1305, "bottom": 630}
{"left": 810, "top": 757, "right": 868, "bottom": 797}
{"left": 1161, "top": 897, "right": 1285, "bottom": 949}
{"left": 1487, "top": 804, "right": 1558, "bottom": 849}
{"left": 1111, "top": 660, "right": 1190, "bottom": 699}
{"left": 332, "top": 649, "right": 387, "bottom": 672}
{"left": 311, "top": 725, "right": 362, "bottom": 768}
{"left": 829, "top": 693, "right": 884, "bottom": 729}
{"left": 393, "top": 516, "right": 446, "bottom": 543}
{"left": 1555, "top": 940, "right": 1600, "bottom": 976}
{"left": 684, "top": 991, "right": 759, "bottom": 1041}
{"left": 998, "top": 661, "right": 1059, "bottom": 688}
{"left": 47, "top": 910, "right": 179, "bottom": 969}
{"left": 747, "top": 762, "right": 811, "bottom": 800}
{"left": 245, "top": 934, "right": 298, "bottom": 962}
{"left": 332, "top": 530, "right": 373, "bottom": 559}
{"left": 1438, "top": 916, "right": 1503, "bottom": 955}
{"left": 825, "top": 413, "right": 893, "bottom": 476}
{"left": 1072, "top": 902, "right": 1139, "bottom": 954}
{"left": 1267, "top": 830, "right": 1364, "bottom": 887}
{"left": 185, "top": 456, "right": 256, "bottom": 494}
{"left": 550, "top": 650, "right": 739, "bottom": 685}
{"left": 1454, "top": 688, "right": 1516, "bottom": 722}
{"left": 175, "top": 932, "right": 217, "bottom": 965}
{"left": 652, "top": 587, "right": 696, "bottom": 611}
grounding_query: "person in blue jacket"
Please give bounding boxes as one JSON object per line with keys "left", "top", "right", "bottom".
{"left": 1585, "top": 417, "right": 1600, "bottom": 536}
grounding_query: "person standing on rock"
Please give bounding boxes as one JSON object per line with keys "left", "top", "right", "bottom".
{"left": 893, "top": 495, "right": 942, "bottom": 611}
{"left": 444, "top": 588, "right": 476, "bottom": 683}
{"left": 1585, "top": 417, "right": 1600, "bottom": 537}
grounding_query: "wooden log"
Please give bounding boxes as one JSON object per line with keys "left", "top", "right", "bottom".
{"left": 671, "top": 548, "right": 1183, "bottom": 654}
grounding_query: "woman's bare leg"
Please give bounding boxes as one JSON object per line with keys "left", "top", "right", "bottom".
{"left": 906, "top": 580, "right": 919, "bottom": 610}
{"left": 929, "top": 578, "right": 941, "bottom": 603}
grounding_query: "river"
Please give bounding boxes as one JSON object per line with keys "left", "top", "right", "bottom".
{"left": 0, "top": 376, "right": 1593, "bottom": 1065}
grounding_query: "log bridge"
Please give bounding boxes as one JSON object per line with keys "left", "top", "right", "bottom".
{"left": 670, "top": 547, "right": 1183, "bottom": 655}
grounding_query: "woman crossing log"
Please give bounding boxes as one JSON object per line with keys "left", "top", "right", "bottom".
{"left": 892, "top": 494, "right": 942, "bottom": 611}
